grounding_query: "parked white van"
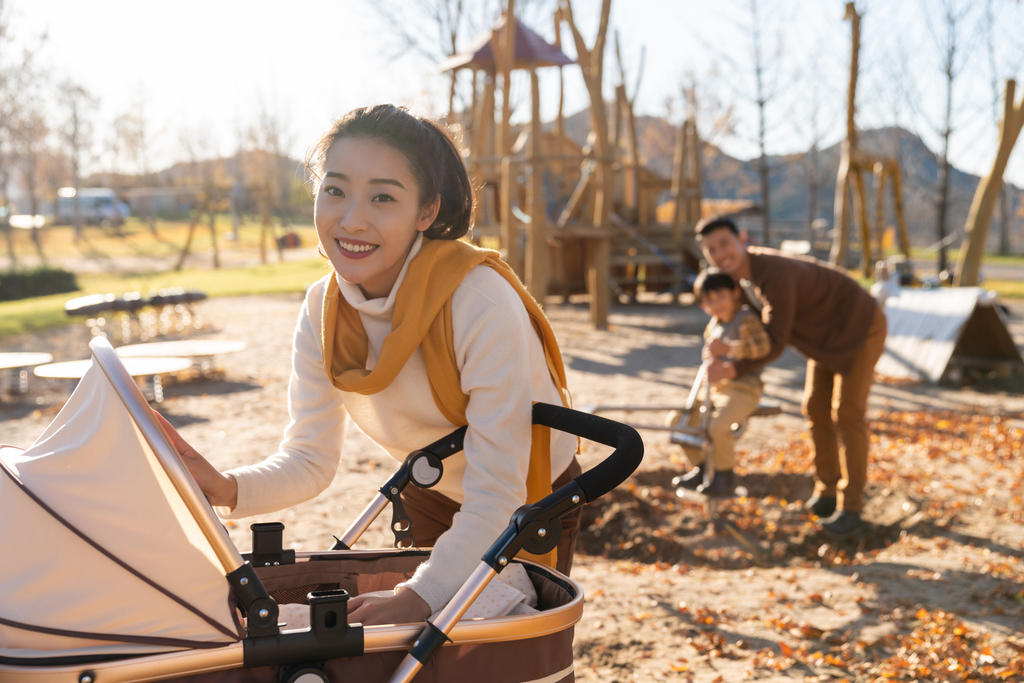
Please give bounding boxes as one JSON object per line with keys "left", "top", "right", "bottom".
{"left": 55, "top": 188, "right": 131, "bottom": 226}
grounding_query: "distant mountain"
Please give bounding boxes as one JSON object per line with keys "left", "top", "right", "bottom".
{"left": 556, "top": 108, "right": 1021, "bottom": 249}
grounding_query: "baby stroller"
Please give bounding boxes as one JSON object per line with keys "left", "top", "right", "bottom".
{"left": 0, "top": 337, "right": 643, "bottom": 683}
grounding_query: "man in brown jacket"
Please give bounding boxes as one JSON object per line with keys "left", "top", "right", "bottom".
{"left": 695, "top": 216, "right": 887, "bottom": 538}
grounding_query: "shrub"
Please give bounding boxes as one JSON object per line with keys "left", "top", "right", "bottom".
{"left": 0, "top": 267, "right": 79, "bottom": 302}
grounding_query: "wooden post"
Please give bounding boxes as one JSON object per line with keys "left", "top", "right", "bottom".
{"left": 613, "top": 31, "right": 642, "bottom": 219}
{"left": 610, "top": 83, "right": 626, "bottom": 209}
{"left": 472, "top": 73, "right": 496, "bottom": 227}
{"left": 553, "top": 9, "right": 566, "bottom": 137}
{"left": 494, "top": 4, "right": 517, "bottom": 158}
{"left": 670, "top": 120, "right": 686, "bottom": 242}
{"left": 851, "top": 166, "right": 872, "bottom": 276}
{"left": 623, "top": 91, "right": 641, "bottom": 217}
{"left": 686, "top": 119, "right": 702, "bottom": 230}
{"left": 587, "top": 233, "right": 610, "bottom": 327}
{"left": 956, "top": 79, "right": 1024, "bottom": 286}
{"left": 873, "top": 161, "right": 886, "bottom": 261}
{"left": 526, "top": 69, "right": 547, "bottom": 303}
{"left": 501, "top": 158, "right": 520, "bottom": 276}
{"left": 832, "top": 2, "right": 860, "bottom": 268}
{"left": 888, "top": 161, "right": 911, "bottom": 258}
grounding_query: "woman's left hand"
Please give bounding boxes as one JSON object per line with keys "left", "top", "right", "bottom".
{"left": 347, "top": 588, "right": 431, "bottom": 626}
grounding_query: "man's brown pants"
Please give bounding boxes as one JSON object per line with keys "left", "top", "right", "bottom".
{"left": 802, "top": 307, "right": 887, "bottom": 513}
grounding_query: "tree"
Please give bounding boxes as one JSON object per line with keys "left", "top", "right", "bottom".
{"left": 0, "top": 0, "right": 41, "bottom": 267}
{"left": 790, "top": 40, "right": 835, "bottom": 232}
{"left": 242, "top": 99, "right": 293, "bottom": 264}
{"left": 706, "top": 0, "right": 791, "bottom": 247}
{"left": 369, "top": 0, "right": 471, "bottom": 120}
{"left": 922, "top": 0, "right": 977, "bottom": 277}
{"left": 13, "top": 107, "right": 50, "bottom": 262}
{"left": 57, "top": 79, "right": 97, "bottom": 243}
{"left": 114, "top": 88, "right": 159, "bottom": 234}
{"left": 174, "top": 124, "right": 224, "bottom": 271}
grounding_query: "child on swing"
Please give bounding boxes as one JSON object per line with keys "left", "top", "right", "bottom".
{"left": 671, "top": 269, "right": 771, "bottom": 496}
{"left": 155, "top": 104, "right": 580, "bottom": 626}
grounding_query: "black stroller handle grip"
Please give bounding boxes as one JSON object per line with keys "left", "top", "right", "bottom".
{"left": 417, "top": 425, "right": 468, "bottom": 460}
{"left": 531, "top": 402, "right": 644, "bottom": 503}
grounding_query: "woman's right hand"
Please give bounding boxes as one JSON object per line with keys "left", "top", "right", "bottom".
{"left": 152, "top": 410, "right": 238, "bottom": 510}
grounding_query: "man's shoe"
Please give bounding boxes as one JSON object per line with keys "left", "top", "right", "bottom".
{"left": 821, "top": 510, "right": 865, "bottom": 538}
{"left": 672, "top": 465, "right": 705, "bottom": 490}
{"left": 698, "top": 469, "right": 736, "bottom": 497}
{"left": 806, "top": 493, "right": 837, "bottom": 518}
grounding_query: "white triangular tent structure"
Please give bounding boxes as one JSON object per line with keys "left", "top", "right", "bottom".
{"left": 0, "top": 338, "right": 242, "bottom": 659}
{"left": 876, "top": 287, "right": 1024, "bottom": 383}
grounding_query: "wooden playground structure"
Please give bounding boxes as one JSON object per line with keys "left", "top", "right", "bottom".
{"left": 440, "top": 0, "right": 703, "bottom": 329}
{"left": 831, "top": 2, "right": 912, "bottom": 276}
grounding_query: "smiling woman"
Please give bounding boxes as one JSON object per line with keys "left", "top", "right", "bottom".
{"left": 157, "top": 104, "right": 582, "bottom": 628}
{"left": 315, "top": 137, "right": 440, "bottom": 298}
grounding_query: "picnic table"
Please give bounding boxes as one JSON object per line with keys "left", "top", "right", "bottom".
{"left": 34, "top": 357, "right": 192, "bottom": 403}
{"left": 115, "top": 339, "right": 246, "bottom": 375}
{"left": 0, "top": 352, "right": 54, "bottom": 395}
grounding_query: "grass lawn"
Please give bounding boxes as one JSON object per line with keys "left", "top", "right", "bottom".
{"left": 1, "top": 217, "right": 331, "bottom": 340}
{"left": 1, "top": 257, "right": 330, "bottom": 340}
{"left": 908, "top": 245, "right": 1024, "bottom": 266}
{"left": 2, "top": 216, "right": 318, "bottom": 262}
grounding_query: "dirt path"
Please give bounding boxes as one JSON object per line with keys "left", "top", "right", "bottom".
{"left": 3, "top": 296, "right": 1023, "bottom": 681}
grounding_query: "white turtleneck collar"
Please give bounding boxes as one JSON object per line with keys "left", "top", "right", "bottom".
{"left": 334, "top": 233, "right": 424, "bottom": 317}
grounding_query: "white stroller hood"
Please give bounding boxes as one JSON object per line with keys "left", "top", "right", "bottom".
{"left": 0, "top": 343, "right": 241, "bottom": 660}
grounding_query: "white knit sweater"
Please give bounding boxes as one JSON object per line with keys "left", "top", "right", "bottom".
{"left": 222, "top": 236, "right": 576, "bottom": 612}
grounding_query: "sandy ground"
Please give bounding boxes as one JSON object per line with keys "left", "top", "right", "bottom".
{"left": 3, "top": 295, "right": 1023, "bottom": 681}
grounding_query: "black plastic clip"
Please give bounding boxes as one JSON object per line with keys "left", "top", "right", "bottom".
{"left": 245, "top": 522, "right": 296, "bottom": 567}
{"left": 408, "top": 619, "right": 453, "bottom": 665}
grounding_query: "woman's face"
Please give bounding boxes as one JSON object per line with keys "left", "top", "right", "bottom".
{"left": 315, "top": 137, "right": 439, "bottom": 299}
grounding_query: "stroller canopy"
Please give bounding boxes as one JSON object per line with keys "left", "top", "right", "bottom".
{"left": 0, "top": 361, "right": 241, "bottom": 660}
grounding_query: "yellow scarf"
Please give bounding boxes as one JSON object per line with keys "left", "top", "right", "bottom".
{"left": 321, "top": 237, "right": 570, "bottom": 567}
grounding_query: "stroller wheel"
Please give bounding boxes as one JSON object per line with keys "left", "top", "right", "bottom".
{"left": 281, "top": 664, "right": 329, "bottom": 683}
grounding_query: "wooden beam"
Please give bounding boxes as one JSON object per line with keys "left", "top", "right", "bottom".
{"left": 832, "top": 2, "right": 861, "bottom": 268}
{"left": 501, "top": 157, "right": 521, "bottom": 276}
{"left": 852, "top": 166, "right": 872, "bottom": 276}
{"left": 956, "top": 79, "right": 1024, "bottom": 286}
{"left": 888, "top": 160, "right": 911, "bottom": 258}
{"left": 873, "top": 161, "right": 886, "bottom": 263}
{"left": 526, "top": 69, "right": 547, "bottom": 303}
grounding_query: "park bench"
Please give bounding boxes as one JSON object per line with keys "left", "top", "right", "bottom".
{"left": 64, "top": 288, "right": 207, "bottom": 343}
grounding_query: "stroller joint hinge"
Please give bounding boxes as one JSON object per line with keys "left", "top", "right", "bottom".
{"left": 227, "top": 563, "right": 280, "bottom": 638}
{"left": 382, "top": 478, "right": 417, "bottom": 549}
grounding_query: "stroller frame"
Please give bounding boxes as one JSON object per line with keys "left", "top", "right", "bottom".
{"left": 0, "top": 337, "right": 643, "bottom": 683}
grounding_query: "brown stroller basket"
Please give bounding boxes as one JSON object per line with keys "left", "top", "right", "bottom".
{"left": 0, "top": 337, "right": 643, "bottom": 683}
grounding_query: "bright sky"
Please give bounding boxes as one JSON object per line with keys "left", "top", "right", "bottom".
{"left": 9, "top": 0, "right": 1024, "bottom": 186}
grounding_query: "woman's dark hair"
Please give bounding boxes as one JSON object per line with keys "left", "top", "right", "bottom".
{"left": 693, "top": 268, "right": 737, "bottom": 302}
{"left": 305, "top": 104, "right": 473, "bottom": 240}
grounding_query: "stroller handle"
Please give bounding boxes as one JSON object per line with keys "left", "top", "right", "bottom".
{"left": 390, "top": 404, "right": 643, "bottom": 683}
{"left": 532, "top": 402, "right": 644, "bottom": 502}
